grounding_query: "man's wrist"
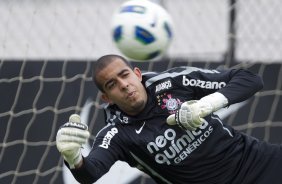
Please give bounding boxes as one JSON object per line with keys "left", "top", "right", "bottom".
{"left": 74, "top": 157, "right": 84, "bottom": 169}
{"left": 199, "top": 92, "right": 228, "bottom": 112}
{"left": 63, "top": 149, "right": 82, "bottom": 169}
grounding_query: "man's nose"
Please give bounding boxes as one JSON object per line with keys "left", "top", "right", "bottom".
{"left": 119, "top": 79, "right": 129, "bottom": 89}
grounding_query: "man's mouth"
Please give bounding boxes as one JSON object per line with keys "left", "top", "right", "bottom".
{"left": 127, "top": 91, "right": 136, "bottom": 99}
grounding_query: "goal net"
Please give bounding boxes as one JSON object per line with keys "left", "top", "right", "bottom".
{"left": 0, "top": 0, "right": 282, "bottom": 184}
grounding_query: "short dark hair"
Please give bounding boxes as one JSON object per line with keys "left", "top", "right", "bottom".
{"left": 92, "top": 54, "right": 133, "bottom": 92}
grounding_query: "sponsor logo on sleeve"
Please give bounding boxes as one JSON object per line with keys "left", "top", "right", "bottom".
{"left": 99, "top": 127, "right": 118, "bottom": 149}
{"left": 182, "top": 76, "right": 226, "bottom": 89}
{"left": 155, "top": 80, "right": 172, "bottom": 93}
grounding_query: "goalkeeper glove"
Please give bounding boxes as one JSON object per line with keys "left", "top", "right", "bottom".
{"left": 56, "top": 114, "right": 90, "bottom": 168}
{"left": 166, "top": 92, "right": 228, "bottom": 131}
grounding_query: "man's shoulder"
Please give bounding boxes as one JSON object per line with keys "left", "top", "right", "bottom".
{"left": 142, "top": 67, "right": 187, "bottom": 88}
{"left": 142, "top": 71, "right": 158, "bottom": 81}
{"left": 142, "top": 67, "right": 185, "bottom": 79}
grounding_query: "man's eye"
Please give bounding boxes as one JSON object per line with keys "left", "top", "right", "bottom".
{"left": 122, "top": 73, "right": 129, "bottom": 77}
{"left": 107, "top": 82, "right": 115, "bottom": 90}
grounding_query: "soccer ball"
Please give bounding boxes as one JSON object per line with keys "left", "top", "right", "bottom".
{"left": 111, "top": 0, "right": 173, "bottom": 61}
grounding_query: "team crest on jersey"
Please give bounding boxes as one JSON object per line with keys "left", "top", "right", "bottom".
{"left": 157, "top": 93, "right": 182, "bottom": 114}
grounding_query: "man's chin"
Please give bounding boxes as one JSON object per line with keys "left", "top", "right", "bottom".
{"left": 131, "top": 101, "right": 146, "bottom": 112}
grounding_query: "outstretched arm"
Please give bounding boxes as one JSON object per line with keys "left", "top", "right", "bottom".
{"left": 167, "top": 68, "right": 264, "bottom": 130}
{"left": 167, "top": 92, "right": 228, "bottom": 130}
{"left": 216, "top": 68, "right": 263, "bottom": 104}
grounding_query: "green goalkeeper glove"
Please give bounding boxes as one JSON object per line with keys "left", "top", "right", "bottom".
{"left": 56, "top": 114, "right": 90, "bottom": 168}
{"left": 166, "top": 92, "right": 228, "bottom": 131}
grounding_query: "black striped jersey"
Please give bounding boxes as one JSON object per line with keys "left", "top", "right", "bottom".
{"left": 69, "top": 66, "right": 282, "bottom": 184}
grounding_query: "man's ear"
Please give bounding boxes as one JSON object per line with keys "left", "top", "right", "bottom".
{"left": 101, "top": 93, "right": 113, "bottom": 104}
{"left": 133, "top": 67, "right": 142, "bottom": 81}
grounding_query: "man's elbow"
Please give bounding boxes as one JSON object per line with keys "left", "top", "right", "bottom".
{"left": 255, "top": 75, "right": 264, "bottom": 91}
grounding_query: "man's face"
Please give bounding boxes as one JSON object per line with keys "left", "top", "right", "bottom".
{"left": 97, "top": 59, "right": 148, "bottom": 115}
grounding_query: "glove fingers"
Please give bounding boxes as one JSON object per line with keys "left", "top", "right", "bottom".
{"left": 181, "top": 118, "right": 204, "bottom": 131}
{"left": 177, "top": 106, "right": 203, "bottom": 131}
{"left": 171, "top": 100, "right": 209, "bottom": 131}
{"left": 57, "top": 134, "right": 88, "bottom": 144}
{"left": 58, "top": 127, "right": 90, "bottom": 139}
{"left": 182, "top": 123, "right": 196, "bottom": 131}
{"left": 56, "top": 127, "right": 90, "bottom": 154}
{"left": 179, "top": 109, "right": 192, "bottom": 122}
{"left": 57, "top": 142, "right": 81, "bottom": 153}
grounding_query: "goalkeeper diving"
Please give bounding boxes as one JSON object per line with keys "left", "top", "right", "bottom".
{"left": 56, "top": 54, "right": 282, "bottom": 184}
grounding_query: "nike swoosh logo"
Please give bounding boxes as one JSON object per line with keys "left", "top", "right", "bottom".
{"left": 135, "top": 121, "right": 146, "bottom": 134}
